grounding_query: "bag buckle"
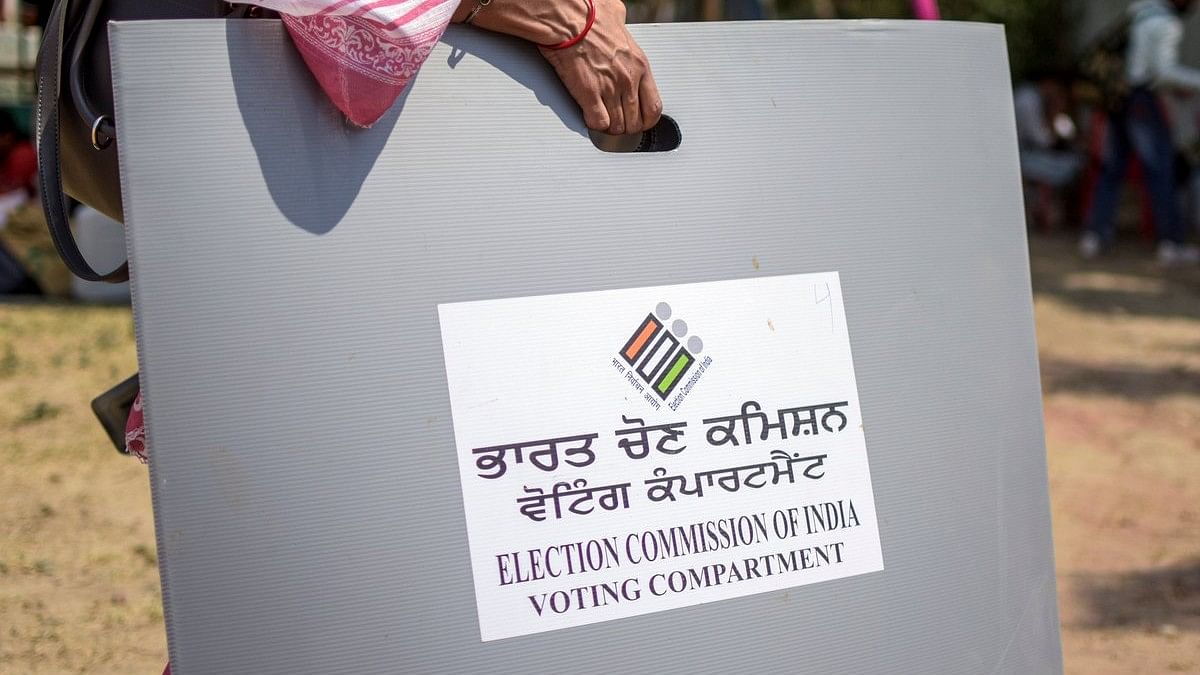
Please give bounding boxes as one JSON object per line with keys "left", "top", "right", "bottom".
{"left": 91, "top": 115, "right": 113, "bottom": 150}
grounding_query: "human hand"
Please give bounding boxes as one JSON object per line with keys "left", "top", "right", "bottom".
{"left": 455, "top": 0, "right": 663, "bottom": 135}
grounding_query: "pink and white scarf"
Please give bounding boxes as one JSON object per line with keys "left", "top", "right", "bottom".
{"left": 253, "top": 0, "right": 459, "bottom": 127}
{"left": 126, "top": 1, "right": 457, "bottom": 464}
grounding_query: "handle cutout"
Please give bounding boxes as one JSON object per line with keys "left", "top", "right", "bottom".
{"left": 589, "top": 114, "right": 681, "bottom": 153}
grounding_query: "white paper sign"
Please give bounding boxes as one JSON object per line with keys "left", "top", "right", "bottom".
{"left": 438, "top": 273, "right": 882, "bottom": 641}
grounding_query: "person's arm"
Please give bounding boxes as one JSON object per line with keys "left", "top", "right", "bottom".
{"left": 1148, "top": 15, "right": 1200, "bottom": 92}
{"left": 454, "top": 0, "right": 662, "bottom": 136}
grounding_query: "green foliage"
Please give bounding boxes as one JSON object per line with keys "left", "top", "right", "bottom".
{"left": 801, "top": 0, "right": 1078, "bottom": 79}
{"left": 938, "top": 0, "right": 1080, "bottom": 80}
{"left": 628, "top": 0, "right": 1079, "bottom": 81}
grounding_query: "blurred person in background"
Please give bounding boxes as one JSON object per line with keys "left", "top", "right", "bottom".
{"left": 0, "top": 109, "right": 60, "bottom": 297}
{"left": 1166, "top": 93, "right": 1200, "bottom": 240}
{"left": 1080, "top": 0, "right": 1200, "bottom": 264}
{"left": 0, "top": 109, "right": 35, "bottom": 202}
{"left": 1015, "top": 70, "right": 1082, "bottom": 231}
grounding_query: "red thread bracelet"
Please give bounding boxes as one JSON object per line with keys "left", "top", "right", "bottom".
{"left": 539, "top": 0, "right": 596, "bottom": 50}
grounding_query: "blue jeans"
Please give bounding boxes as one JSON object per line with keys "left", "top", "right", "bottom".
{"left": 1086, "top": 88, "right": 1184, "bottom": 245}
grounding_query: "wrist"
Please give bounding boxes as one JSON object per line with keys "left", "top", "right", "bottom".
{"left": 464, "top": 0, "right": 583, "bottom": 46}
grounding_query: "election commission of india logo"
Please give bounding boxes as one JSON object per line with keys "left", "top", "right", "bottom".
{"left": 614, "top": 302, "right": 713, "bottom": 411}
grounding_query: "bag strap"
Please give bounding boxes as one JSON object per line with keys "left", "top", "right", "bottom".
{"left": 36, "top": 0, "right": 130, "bottom": 283}
{"left": 69, "top": 0, "right": 115, "bottom": 145}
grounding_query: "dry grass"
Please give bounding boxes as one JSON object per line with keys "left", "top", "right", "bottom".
{"left": 0, "top": 234, "right": 1197, "bottom": 673}
{"left": 0, "top": 301, "right": 163, "bottom": 674}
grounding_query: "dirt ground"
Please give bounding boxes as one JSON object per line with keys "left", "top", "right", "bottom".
{"left": 1, "top": 233, "right": 1198, "bottom": 674}
{"left": 1033, "top": 235, "right": 1200, "bottom": 674}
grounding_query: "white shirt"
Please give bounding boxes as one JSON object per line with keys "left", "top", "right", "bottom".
{"left": 1013, "top": 84, "right": 1053, "bottom": 149}
{"left": 1127, "top": 0, "right": 1200, "bottom": 91}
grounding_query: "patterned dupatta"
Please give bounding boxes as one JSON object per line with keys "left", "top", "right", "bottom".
{"left": 252, "top": 0, "right": 459, "bottom": 127}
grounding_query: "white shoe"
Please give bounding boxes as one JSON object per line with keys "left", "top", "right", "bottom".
{"left": 1178, "top": 244, "right": 1200, "bottom": 264}
{"left": 1157, "top": 241, "right": 1183, "bottom": 265}
{"left": 1079, "top": 233, "right": 1101, "bottom": 259}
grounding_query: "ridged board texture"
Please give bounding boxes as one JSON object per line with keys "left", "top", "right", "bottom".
{"left": 111, "top": 19, "right": 1062, "bottom": 675}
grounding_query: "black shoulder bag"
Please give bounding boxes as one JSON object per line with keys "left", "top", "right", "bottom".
{"left": 36, "top": 0, "right": 254, "bottom": 282}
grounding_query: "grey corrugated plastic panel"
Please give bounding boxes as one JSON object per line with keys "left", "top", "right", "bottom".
{"left": 112, "top": 19, "right": 1060, "bottom": 674}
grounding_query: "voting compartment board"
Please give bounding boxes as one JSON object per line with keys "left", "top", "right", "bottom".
{"left": 112, "top": 19, "right": 1061, "bottom": 674}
